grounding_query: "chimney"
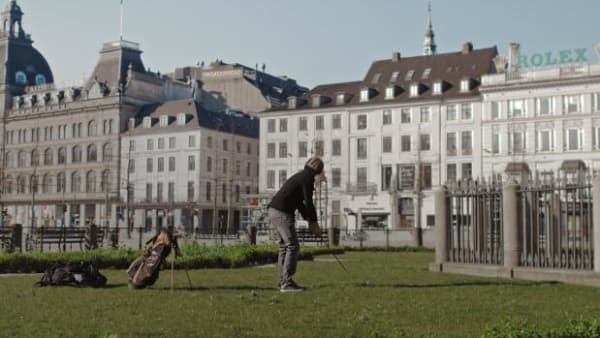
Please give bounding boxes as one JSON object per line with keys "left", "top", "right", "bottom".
{"left": 508, "top": 43, "right": 520, "bottom": 74}
{"left": 392, "top": 52, "right": 401, "bottom": 62}
{"left": 462, "top": 42, "right": 473, "bottom": 54}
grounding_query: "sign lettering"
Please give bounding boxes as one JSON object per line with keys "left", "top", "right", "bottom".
{"left": 518, "top": 47, "right": 594, "bottom": 69}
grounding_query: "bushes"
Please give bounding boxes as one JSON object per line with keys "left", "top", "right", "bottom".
{"left": 0, "top": 244, "right": 345, "bottom": 273}
{"left": 482, "top": 318, "right": 600, "bottom": 338}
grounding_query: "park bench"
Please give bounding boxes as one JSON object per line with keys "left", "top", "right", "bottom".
{"left": 28, "top": 226, "right": 88, "bottom": 252}
{"left": 194, "top": 232, "right": 239, "bottom": 240}
{"left": 296, "top": 228, "right": 329, "bottom": 246}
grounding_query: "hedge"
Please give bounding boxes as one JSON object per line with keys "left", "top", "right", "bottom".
{"left": 0, "top": 244, "right": 345, "bottom": 273}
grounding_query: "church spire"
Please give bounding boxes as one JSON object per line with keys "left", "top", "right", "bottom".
{"left": 423, "top": 1, "right": 436, "bottom": 56}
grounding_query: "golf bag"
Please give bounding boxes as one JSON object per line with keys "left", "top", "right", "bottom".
{"left": 127, "top": 228, "right": 180, "bottom": 289}
{"left": 36, "top": 261, "right": 107, "bottom": 287}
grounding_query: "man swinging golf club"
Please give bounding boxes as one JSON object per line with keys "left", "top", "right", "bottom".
{"left": 268, "top": 157, "right": 324, "bottom": 292}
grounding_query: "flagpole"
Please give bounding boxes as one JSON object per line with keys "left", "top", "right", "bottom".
{"left": 120, "top": 0, "right": 124, "bottom": 41}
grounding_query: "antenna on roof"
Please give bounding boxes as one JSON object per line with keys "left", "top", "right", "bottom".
{"left": 120, "top": 0, "right": 125, "bottom": 41}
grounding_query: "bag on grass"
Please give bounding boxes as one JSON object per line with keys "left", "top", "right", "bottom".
{"left": 127, "top": 228, "right": 179, "bottom": 289}
{"left": 37, "top": 261, "right": 107, "bottom": 287}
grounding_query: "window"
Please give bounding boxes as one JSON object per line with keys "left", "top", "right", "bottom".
{"left": 381, "top": 165, "right": 393, "bottom": 191}
{"left": 594, "top": 127, "right": 600, "bottom": 150}
{"left": 401, "top": 108, "right": 411, "bottom": 123}
{"left": 187, "top": 182, "right": 195, "bottom": 202}
{"left": 420, "top": 134, "right": 431, "bottom": 151}
{"left": 490, "top": 102, "right": 500, "bottom": 120}
{"left": 58, "top": 147, "right": 66, "bottom": 164}
{"left": 385, "top": 87, "right": 395, "bottom": 100}
{"left": 447, "top": 164, "right": 457, "bottom": 182}
{"left": 188, "top": 135, "right": 196, "bottom": 147}
{"left": 235, "top": 161, "right": 241, "bottom": 175}
{"left": 35, "top": 74, "right": 46, "bottom": 85}
{"left": 160, "top": 116, "right": 168, "bottom": 127}
{"left": 87, "top": 144, "right": 97, "bottom": 162}
{"left": 128, "top": 159, "right": 135, "bottom": 173}
{"left": 563, "top": 94, "right": 583, "bottom": 114}
{"left": 102, "top": 143, "right": 112, "bottom": 161}
{"left": 433, "top": 81, "right": 442, "bottom": 95}
{"left": 357, "top": 138, "right": 367, "bottom": 159}
{"left": 315, "top": 116, "right": 324, "bottom": 130}
{"left": 157, "top": 158, "right": 165, "bottom": 172}
{"left": 279, "top": 142, "right": 288, "bottom": 158}
{"left": 298, "top": 117, "right": 308, "bottom": 131}
{"left": 146, "top": 158, "right": 153, "bottom": 173}
{"left": 404, "top": 70, "right": 414, "bottom": 81}
{"left": 447, "top": 105, "right": 457, "bottom": 121}
{"left": 86, "top": 171, "right": 97, "bottom": 193}
{"left": 357, "top": 115, "right": 367, "bottom": 130}
{"left": 15, "top": 71, "right": 27, "bottom": 84}
{"left": 314, "top": 140, "right": 324, "bottom": 157}
{"left": 371, "top": 73, "right": 382, "bottom": 84}
{"left": 537, "top": 130, "right": 554, "bottom": 152}
{"left": 57, "top": 173, "right": 65, "bottom": 193}
{"left": 72, "top": 146, "right": 82, "bottom": 163}
{"left": 360, "top": 89, "right": 369, "bottom": 102}
{"left": 129, "top": 140, "right": 136, "bottom": 152}
{"left": 535, "top": 97, "right": 554, "bottom": 116}
{"left": 420, "top": 107, "right": 430, "bottom": 123}
{"left": 398, "top": 165, "right": 415, "bottom": 190}
{"left": 331, "top": 168, "right": 341, "bottom": 187}
{"left": 44, "top": 148, "right": 53, "bottom": 166}
{"left": 401, "top": 135, "right": 411, "bottom": 152}
{"left": 410, "top": 84, "right": 419, "bottom": 97}
{"left": 236, "top": 142, "right": 241, "bottom": 153}
{"left": 71, "top": 172, "right": 81, "bottom": 193}
{"left": 222, "top": 159, "right": 228, "bottom": 174}
{"left": 336, "top": 93, "right": 345, "bottom": 105}
{"left": 168, "top": 182, "right": 174, "bottom": 202}
{"left": 188, "top": 156, "right": 195, "bottom": 170}
{"left": 460, "top": 79, "right": 470, "bottom": 92}
{"left": 207, "top": 136, "right": 213, "bottom": 148}
{"left": 222, "top": 139, "right": 228, "bottom": 151}
{"left": 422, "top": 68, "right": 432, "bottom": 79}
{"left": 421, "top": 164, "right": 432, "bottom": 190}
{"left": 390, "top": 71, "right": 399, "bottom": 82}
{"left": 247, "top": 142, "right": 252, "bottom": 155}
{"left": 279, "top": 118, "right": 288, "bottom": 132}
{"left": 267, "top": 170, "right": 276, "bottom": 189}
{"left": 267, "top": 119, "right": 276, "bottom": 133}
{"left": 508, "top": 99, "right": 526, "bottom": 118}
{"left": 206, "top": 156, "right": 212, "bottom": 172}
{"left": 491, "top": 133, "right": 500, "bottom": 154}
{"left": 461, "top": 131, "right": 472, "bottom": 155}
{"left": 31, "top": 150, "right": 39, "bottom": 167}
{"left": 246, "top": 162, "right": 251, "bottom": 176}
{"left": 147, "top": 139, "right": 154, "bottom": 151}
{"left": 88, "top": 120, "right": 97, "bottom": 137}
{"left": 461, "top": 163, "right": 472, "bottom": 180}
{"left": 461, "top": 103, "right": 472, "bottom": 120}
{"left": 510, "top": 132, "right": 526, "bottom": 154}
{"left": 298, "top": 141, "right": 308, "bottom": 158}
{"left": 382, "top": 136, "right": 392, "bottom": 153}
{"left": 593, "top": 93, "right": 600, "bottom": 112}
{"left": 18, "top": 151, "right": 26, "bottom": 167}
{"left": 178, "top": 113, "right": 187, "bottom": 126}
{"left": 278, "top": 170, "right": 287, "bottom": 187}
{"left": 329, "top": 115, "right": 341, "bottom": 130}
{"left": 332, "top": 139, "right": 342, "bottom": 156}
{"left": 206, "top": 182, "right": 211, "bottom": 201}
{"left": 157, "top": 183, "right": 163, "bottom": 202}
{"left": 235, "top": 185, "right": 240, "bottom": 202}
{"left": 565, "top": 128, "right": 583, "bottom": 151}
{"left": 267, "top": 143, "right": 276, "bottom": 159}
{"left": 357, "top": 167, "right": 367, "bottom": 187}
{"left": 447, "top": 132, "right": 457, "bottom": 156}
{"left": 382, "top": 110, "right": 392, "bottom": 125}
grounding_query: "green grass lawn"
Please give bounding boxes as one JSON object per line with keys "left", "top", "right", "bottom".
{"left": 1, "top": 251, "right": 600, "bottom": 338}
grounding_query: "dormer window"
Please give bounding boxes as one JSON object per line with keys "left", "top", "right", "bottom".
{"left": 35, "top": 74, "right": 46, "bottom": 86}
{"left": 288, "top": 96, "right": 297, "bottom": 109}
{"left": 312, "top": 95, "right": 321, "bottom": 108}
{"left": 410, "top": 84, "right": 419, "bottom": 97}
{"left": 128, "top": 118, "right": 135, "bottom": 130}
{"left": 460, "top": 79, "right": 471, "bottom": 92}
{"left": 177, "top": 113, "right": 187, "bottom": 125}
{"left": 360, "top": 89, "right": 370, "bottom": 102}
{"left": 160, "top": 116, "right": 169, "bottom": 127}
{"left": 15, "top": 71, "right": 27, "bottom": 85}
{"left": 143, "top": 117, "right": 152, "bottom": 129}
{"left": 390, "top": 71, "right": 399, "bottom": 83}
{"left": 433, "top": 81, "right": 443, "bottom": 95}
{"left": 336, "top": 93, "right": 345, "bottom": 105}
{"left": 385, "top": 86, "right": 396, "bottom": 100}
{"left": 404, "top": 70, "right": 415, "bottom": 81}
{"left": 421, "top": 68, "right": 432, "bottom": 80}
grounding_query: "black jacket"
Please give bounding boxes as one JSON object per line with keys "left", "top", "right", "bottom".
{"left": 268, "top": 167, "right": 318, "bottom": 222}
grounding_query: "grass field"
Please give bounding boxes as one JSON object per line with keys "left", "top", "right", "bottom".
{"left": 1, "top": 251, "right": 600, "bottom": 338}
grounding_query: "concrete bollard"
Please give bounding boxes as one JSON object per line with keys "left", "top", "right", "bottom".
{"left": 503, "top": 181, "right": 520, "bottom": 270}
{"left": 434, "top": 187, "right": 448, "bottom": 265}
{"left": 593, "top": 176, "right": 600, "bottom": 273}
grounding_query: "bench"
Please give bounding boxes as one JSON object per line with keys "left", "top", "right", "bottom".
{"left": 28, "top": 227, "right": 87, "bottom": 252}
{"left": 296, "top": 228, "right": 329, "bottom": 246}
{"left": 194, "top": 232, "right": 239, "bottom": 240}
{"left": 0, "top": 227, "right": 14, "bottom": 252}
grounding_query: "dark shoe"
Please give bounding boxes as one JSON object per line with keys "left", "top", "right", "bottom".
{"left": 280, "top": 280, "right": 304, "bottom": 293}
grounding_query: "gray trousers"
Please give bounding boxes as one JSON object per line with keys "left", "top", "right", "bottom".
{"left": 268, "top": 208, "right": 299, "bottom": 285}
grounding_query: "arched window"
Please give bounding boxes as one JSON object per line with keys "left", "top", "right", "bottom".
{"left": 88, "top": 120, "right": 97, "bottom": 137}
{"left": 31, "top": 149, "right": 39, "bottom": 167}
{"left": 71, "top": 172, "right": 81, "bottom": 193}
{"left": 42, "top": 174, "right": 52, "bottom": 194}
{"left": 102, "top": 143, "right": 112, "bottom": 161}
{"left": 101, "top": 170, "right": 110, "bottom": 192}
{"left": 30, "top": 175, "right": 38, "bottom": 193}
{"left": 109, "top": 119, "right": 114, "bottom": 134}
{"left": 16, "top": 176, "right": 26, "bottom": 194}
{"left": 15, "top": 71, "right": 26, "bottom": 85}
{"left": 72, "top": 145, "right": 82, "bottom": 163}
{"left": 86, "top": 171, "right": 96, "bottom": 193}
{"left": 5, "top": 151, "right": 12, "bottom": 168}
{"left": 87, "top": 144, "right": 97, "bottom": 162}
{"left": 44, "top": 148, "right": 53, "bottom": 166}
{"left": 57, "top": 173, "right": 66, "bottom": 193}
{"left": 17, "top": 151, "right": 26, "bottom": 167}
{"left": 58, "top": 147, "right": 66, "bottom": 164}
{"left": 4, "top": 175, "right": 12, "bottom": 194}
{"left": 35, "top": 74, "right": 46, "bottom": 86}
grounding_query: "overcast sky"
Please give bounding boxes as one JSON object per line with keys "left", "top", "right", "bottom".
{"left": 15, "top": 0, "right": 600, "bottom": 88}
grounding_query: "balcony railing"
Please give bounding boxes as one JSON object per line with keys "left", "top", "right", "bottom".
{"left": 345, "top": 182, "right": 378, "bottom": 195}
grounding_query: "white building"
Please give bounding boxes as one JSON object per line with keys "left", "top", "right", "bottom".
{"left": 260, "top": 42, "right": 498, "bottom": 232}
{"left": 120, "top": 99, "right": 259, "bottom": 234}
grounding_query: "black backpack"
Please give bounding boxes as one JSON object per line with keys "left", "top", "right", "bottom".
{"left": 37, "top": 261, "right": 107, "bottom": 287}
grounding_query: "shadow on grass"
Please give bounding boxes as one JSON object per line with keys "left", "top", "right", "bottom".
{"left": 156, "top": 285, "right": 278, "bottom": 291}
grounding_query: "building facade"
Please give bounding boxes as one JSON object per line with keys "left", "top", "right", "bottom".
{"left": 260, "top": 43, "right": 497, "bottom": 231}
{"left": 120, "top": 99, "right": 259, "bottom": 234}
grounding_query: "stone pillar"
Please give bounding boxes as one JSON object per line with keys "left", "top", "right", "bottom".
{"left": 65, "top": 204, "right": 71, "bottom": 227}
{"left": 593, "top": 176, "right": 600, "bottom": 273}
{"left": 80, "top": 204, "right": 86, "bottom": 227}
{"left": 503, "top": 180, "right": 520, "bottom": 270}
{"left": 110, "top": 204, "right": 118, "bottom": 229}
{"left": 434, "top": 187, "right": 448, "bottom": 265}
